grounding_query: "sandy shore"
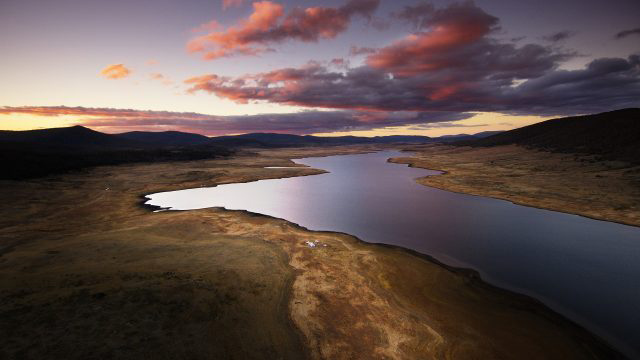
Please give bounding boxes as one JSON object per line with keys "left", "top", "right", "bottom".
{"left": 391, "top": 144, "right": 640, "bottom": 228}
{"left": 0, "top": 146, "right": 623, "bottom": 359}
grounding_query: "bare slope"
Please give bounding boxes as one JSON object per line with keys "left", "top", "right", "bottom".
{"left": 458, "top": 108, "right": 640, "bottom": 163}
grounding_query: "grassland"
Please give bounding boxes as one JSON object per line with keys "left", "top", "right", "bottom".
{"left": 391, "top": 144, "right": 640, "bottom": 227}
{"left": 0, "top": 146, "right": 623, "bottom": 359}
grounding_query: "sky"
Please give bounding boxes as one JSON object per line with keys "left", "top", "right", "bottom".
{"left": 0, "top": 0, "right": 638, "bottom": 136}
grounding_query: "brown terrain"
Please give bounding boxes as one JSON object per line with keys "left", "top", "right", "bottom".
{"left": 391, "top": 144, "right": 640, "bottom": 227}
{"left": 0, "top": 146, "right": 625, "bottom": 359}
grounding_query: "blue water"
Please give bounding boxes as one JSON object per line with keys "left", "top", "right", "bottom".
{"left": 146, "top": 150, "right": 640, "bottom": 358}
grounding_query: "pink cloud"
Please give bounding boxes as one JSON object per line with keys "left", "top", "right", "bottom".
{"left": 99, "top": 64, "right": 131, "bottom": 79}
{"left": 187, "top": 0, "right": 379, "bottom": 60}
{"left": 367, "top": 1, "right": 499, "bottom": 76}
{"left": 150, "top": 73, "right": 174, "bottom": 86}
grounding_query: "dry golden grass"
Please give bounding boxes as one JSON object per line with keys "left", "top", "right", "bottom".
{"left": 0, "top": 146, "right": 623, "bottom": 359}
{"left": 392, "top": 144, "right": 640, "bottom": 227}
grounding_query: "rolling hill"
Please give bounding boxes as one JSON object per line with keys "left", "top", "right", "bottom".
{"left": 116, "top": 131, "right": 212, "bottom": 146}
{"left": 0, "top": 126, "right": 233, "bottom": 179}
{"left": 0, "top": 125, "right": 140, "bottom": 149}
{"left": 457, "top": 108, "right": 640, "bottom": 163}
{"left": 0, "top": 126, "right": 497, "bottom": 149}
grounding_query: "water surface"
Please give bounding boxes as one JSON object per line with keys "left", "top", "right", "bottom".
{"left": 146, "top": 150, "right": 640, "bottom": 357}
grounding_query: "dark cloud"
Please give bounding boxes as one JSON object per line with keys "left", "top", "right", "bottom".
{"left": 367, "top": 2, "right": 546, "bottom": 77}
{"left": 184, "top": 52, "right": 640, "bottom": 116}
{"left": 369, "top": 16, "right": 391, "bottom": 31}
{"left": 502, "top": 55, "right": 640, "bottom": 115}
{"left": 185, "top": 64, "right": 439, "bottom": 111}
{"left": 395, "top": 0, "right": 498, "bottom": 33}
{"left": 185, "top": 2, "right": 639, "bottom": 118}
{"left": 615, "top": 27, "right": 640, "bottom": 39}
{"left": 406, "top": 122, "right": 486, "bottom": 131}
{"left": 349, "top": 46, "right": 377, "bottom": 56}
{"left": 0, "top": 106, "right": 471, "bottom": 135}
{"left": 542, "top": 30, "right": 574, "bottom": 42}
{"left": 393, "top": 1, "right": 435, "bottom": 29}
{"left": 329, "top": 57, "right": 350, "bottom": 68}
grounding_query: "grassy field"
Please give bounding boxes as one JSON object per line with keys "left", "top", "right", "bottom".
{"left": 392, "top": 144, "right": 640, "bottom": 227}
{"left": 0, "top": 146, "right": 623, "bottom": 359}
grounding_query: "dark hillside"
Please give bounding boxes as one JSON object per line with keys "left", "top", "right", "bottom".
{"left": 0, "top": 125, "right": 139, "bottom": 148}
{"left": 0, "top": 126, "right": 233, "bottom": 179}
{"left": 116, "top": 131, "right": 212, "bottom": 146}
{"left": 457, "top": 109, "right": 640, "bottom": 163}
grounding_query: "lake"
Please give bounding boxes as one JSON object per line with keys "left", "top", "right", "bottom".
{"left": 145, "top": 150, "right": 640, "bottom": 358}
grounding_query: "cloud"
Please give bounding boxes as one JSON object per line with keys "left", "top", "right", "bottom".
{"left": 369, "top": 16, "right": 390, "bottom": 31}
{"left": 184, "top": 63, "right": 440, "bottom": 110}
{"left": 44, "top": 2, "right": 637, "bottom": 135}
{"left": 0, "top": 106, "right": 162, "bottom": 118}
{"left": 393, "top": 1, "right": 435, "bottom": 29}
{"left": 149, "top": 73, "right": 174, "bottom": 86}
{"left": 349, "top": 46, "right": 377, "bottom": 56}
{"left": 329, "top": 57, "right": 349, "bottom": 68}
{"left": 502, "top": 55, "right": 640, "bottom": 115}
{"left": 542, "top": 30, "right": 574, "bottom": 43}
{"left": 99, "top": 64, "right": 131, "bottom": 79}
{"left": 184, "top": 52, "right": 640, "bottom": 116}
{"left": 183, "top": 2, "right": 640, "bottom": 116}
{"left": 406, "top": 122, "right": 486, "bottom": 131}
{"left": 615, "top": 27, "right": 640, "bottom": 39}
{"left": 223, "top": 0, "right": 244, "bottom": 10}
{"left": 367, "top": 1, "right": 502, "bottom": 76}
{"left": 187, "top": 0, "right": 380, "bottom": 60}
{"left": 0, "top": 106, "right": 471, "bottom": 135}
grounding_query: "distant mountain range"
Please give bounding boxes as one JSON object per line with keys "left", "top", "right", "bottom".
{"left": 457, "top": 108, "right": 640, "bottom": 163}
{"left": 4, "top": 107, "right": 637, "bottom": 178}
{"left": 113, "top": 131, "right": 442, "bottom": 148}
{"left": 206, "top": 133, "right": 436, "bottom": 147}
{"left": 0, "top": 124, "right": 502, "bottom": 150}
{"left": 0, "top": 125, "right": 137, "bottom": 149}
{"left": 114, "top": 130, "right": 499, "bottom": 148}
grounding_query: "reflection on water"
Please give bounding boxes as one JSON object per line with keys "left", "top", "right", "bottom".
{"left": 146, "top": 150, "right": 640, "bottom": 357}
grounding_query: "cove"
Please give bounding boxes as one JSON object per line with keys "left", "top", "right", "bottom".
{"left": 145, "top": 150, "right": 640, "bottom": 358}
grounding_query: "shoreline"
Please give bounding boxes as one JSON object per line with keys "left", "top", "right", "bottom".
{"left": 391, "top": 144, "right": 640, "bottom": 228}
{"left": 389, "top": 156, "right": 640, "bottom": 229}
